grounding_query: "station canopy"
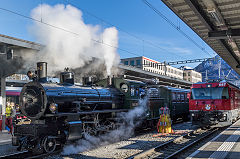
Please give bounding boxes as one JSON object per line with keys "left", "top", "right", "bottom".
{"left": 162, "top": 0, "right": 240, "bottom": 74}
{"left": 0, "top": 34, "right": 42, "bottom": 78}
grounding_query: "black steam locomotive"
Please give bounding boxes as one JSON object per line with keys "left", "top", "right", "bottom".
{"left": 13, "top": 62, "right": 146, "bottom": 154}
{"left": 13, "top": 62, "right": 190, "bottom": 154}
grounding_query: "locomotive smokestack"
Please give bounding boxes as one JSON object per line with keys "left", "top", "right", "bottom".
{"left": 37, "top": 62, "right": 47, "bottom": 82}
{"left": 112, "top": 75, "right": 115, "bottom": 86}
{"left": 107, "top": 76, "right": 112, "bottom": 86}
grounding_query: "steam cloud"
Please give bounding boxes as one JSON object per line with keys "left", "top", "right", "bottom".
{"left": 0, "top": 55, "right": 24, "bottom": 78}
{"left": 62, "top": 97, "right": 148, "bottom": 155}
{"left": 29, "top": 4, "right": 120, "bottom": 76}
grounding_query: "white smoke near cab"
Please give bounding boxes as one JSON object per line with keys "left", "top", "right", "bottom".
{"left": 29, "top": 4, "right": 120, "bottom": 75}
{"left": 62, "top": 96, "right": 148, "bottom": 155}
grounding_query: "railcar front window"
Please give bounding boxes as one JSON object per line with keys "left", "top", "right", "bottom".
{"left": 192, "top": 87, "right": 229, "bottom": 99}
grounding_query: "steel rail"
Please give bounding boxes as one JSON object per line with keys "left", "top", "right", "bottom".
{"left": 129, "top": 129, "right": 197, "bottom": 159}
{"left": 131, "top": 128, "right": 219, "bottom": 159}
{"left": 0, "top": 151, "right": 28, "bottom": 159}
{"left": 0, "top": 149, "right": 62, "bottom": 159}
{"left": 165, "top": 128, "right": 219, "bottom": 159}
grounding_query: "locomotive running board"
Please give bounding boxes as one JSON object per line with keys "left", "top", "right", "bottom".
{"left": 45, "top": 109, "right": 129, "bottom": 117}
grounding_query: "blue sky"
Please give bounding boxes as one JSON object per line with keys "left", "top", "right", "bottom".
{"left": 0, "top": 0, "right": 216, "bottom": 68}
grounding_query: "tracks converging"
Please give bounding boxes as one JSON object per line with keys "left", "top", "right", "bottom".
{"left": 131, "top": 127, "right": 223, "bottom": 159}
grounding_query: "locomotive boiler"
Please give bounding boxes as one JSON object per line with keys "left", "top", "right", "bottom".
{"left": 13, "top": 62, "right": 145, "bottom": 154}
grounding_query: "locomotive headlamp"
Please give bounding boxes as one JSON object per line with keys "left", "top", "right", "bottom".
{"left": 49, "top": 103, "right": 58, "bottom": 113}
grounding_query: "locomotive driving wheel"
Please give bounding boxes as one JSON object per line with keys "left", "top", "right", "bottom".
{"left": 42, "top": 136, "right": 57, "bottom": 153}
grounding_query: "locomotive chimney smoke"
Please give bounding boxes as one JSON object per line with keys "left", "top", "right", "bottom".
{"left": 0, "top": 53, "right": 24, "bottom": 78}
{"left": 30, "top": 4, "right": 120, "bottom": 76}
{"left": 62, "top": 96, "right": 148, "bottom": 155}
{"left": 37, "top": 62, "right": 47, "bottom": 80}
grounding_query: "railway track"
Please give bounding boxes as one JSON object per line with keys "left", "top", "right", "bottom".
{"left": 0, "top": 149, "right": 62, "bottom": 159}
{"left": 131, "top": 127, "right": 222, "bottom": 159}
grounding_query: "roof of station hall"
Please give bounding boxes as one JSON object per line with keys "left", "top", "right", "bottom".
{"left": 161, "top": 0, "right": 240, "bottom": 75}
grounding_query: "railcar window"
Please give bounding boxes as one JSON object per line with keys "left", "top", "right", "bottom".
{"left": 181, "top": 94, "right": 184, "bottom": 100}
{"left": 172, "top": 93, "right": 176, "bottom": 100}
{"left": 6, "top": 96, "right": 19, "bottom": 105}
{"left": 177, "top": 94, "right": 181, "bottom": 100}
{"left": 192, "top": 87, "right": 229, "bottom": 99}
{"left": 148, "top": 88, "right": 159, "bottom": 97}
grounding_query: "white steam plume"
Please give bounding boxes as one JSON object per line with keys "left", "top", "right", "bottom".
{"left": 29, "top": 4, "right": 120, "bottom": 75}
{"left": 62, "top": 97, "right": 148, "bottom": 155}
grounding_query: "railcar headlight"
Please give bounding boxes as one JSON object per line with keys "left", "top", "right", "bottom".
{"left": 49, "top": 103, "right": 58, "bottom": 113}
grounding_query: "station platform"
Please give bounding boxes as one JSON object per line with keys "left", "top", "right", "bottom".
{"left": 0, "top": 131, "right": 11, "bottom": 144}
{"left": 187, "top": 119, "right": 240, "bottom": 159}
{"left": 0, "top": 131, "right": 19, "bottom": 157}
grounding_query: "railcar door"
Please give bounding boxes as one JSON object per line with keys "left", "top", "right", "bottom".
{"left": 171, "top": 92, "right": 176, "bottom": 118}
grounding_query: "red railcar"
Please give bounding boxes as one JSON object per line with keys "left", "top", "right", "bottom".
{"left": 189, "top": 81, "right": 240, "bottom": 127}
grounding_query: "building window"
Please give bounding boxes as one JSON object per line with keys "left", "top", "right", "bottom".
{"left": 130, "top": 60, "right": 134, "bottom": 66}
{"left": 136, "top": 59, "right": 141, "bottom": 66}
{"left": 188, "top": 78, "right": 190, "bottom": 81}
{"left": 124, "top": 61, "right": 128, "bottom": 65}
{"left": 188, "top": 72, "right": 191, "bottom": 76}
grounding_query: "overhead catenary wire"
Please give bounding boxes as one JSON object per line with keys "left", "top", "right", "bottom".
{"left": 68, "top": 1, "right": 186, "bottom": 60}
{"left": 0, "top": 3, "right": 206, "bottom": 62}
{"left": 0, "top": 7, "right": 140, "bottom": 57}
{"left": 142, "top": 0, "right": 213, "bottom": 57}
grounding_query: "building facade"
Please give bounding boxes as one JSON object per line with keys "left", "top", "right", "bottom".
{"left": 181, "top": 66, "right": 202, "bottom": 83}
{"left": 121, "top": 56, "right": 184, "bottom": 80}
